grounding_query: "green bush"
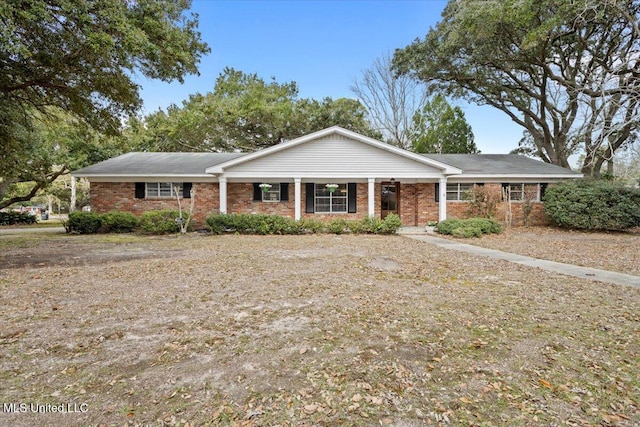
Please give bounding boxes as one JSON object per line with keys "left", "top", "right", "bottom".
{"left": 544, "top": 180, "right": 640, "bottom": 230}
{"left": 66, "top": 211, "right": 102, "bottom": 234}
{"left": 299, "top": 218, "right": 325, "bottom": 233}
{"left": 100, "top": 211, "right": 139, "bottom": 233}
{"left": 326, "top": 218, "right": 348, "bottom": 234}
{"left": 206, "top": 213, "right": 300, "bottom": 235}
{"left": 378, "top": 213, "right": 403, "bottom": 234}
{"left": 464, "top": 217, "right": 503, "bottom": 234}
{"left": 140, "top": 210, "right": 190, "bottom": 234}
{"left": 435, "top": 219, "right": 464, "bottom": 235}
{"left": 452, "top": 226, "right": 483, "bottom": 238}
{"left": 206, "top": 213, "right": 403, "bottom": 235}
{"left": 436, "top": 217, "right": 503, "bottom": 238}
{"left": 0, "top": 211, "right": 37, "bottom": 226}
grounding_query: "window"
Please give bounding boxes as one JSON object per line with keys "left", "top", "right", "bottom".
{"left": 315, "top": 183, "right": 347, "bottom": 213}
{"left": 446, "top": 183, "right": 474, "bottom": 201}
{"left": 503, "top": 183, "right": 542, "bottom": 201}
{"left": 146, "top": 182, "right": 182, "bottom": 198}
{"left": 262, "top": 183, "right": 281, "bottom": 202}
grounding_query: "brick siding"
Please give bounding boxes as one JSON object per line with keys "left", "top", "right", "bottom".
{"left": 90, "top": 181, "right": 548, "bottom": 228}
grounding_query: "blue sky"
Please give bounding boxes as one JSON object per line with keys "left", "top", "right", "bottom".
{"left": 138, "top": 0, "right": 524, "bottom": 154}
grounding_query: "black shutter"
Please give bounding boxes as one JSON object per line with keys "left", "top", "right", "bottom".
{"left": 305, "top": 183, "right": 315, "bottom": 213}
{"left": 280, "top": 183, "right": 289, "bottom": 201}
{"left": 347, "top": 183, "right": 357, "bottom": 213}
{"left": 253, "top": 183, "right": 262, "bottom": 201}
{"left": 540, "top": 183, "right": 548, "bottom": 200}
{"left": 434, "top": 183, "right": 439, "bottom": 202}
{"left": 135, "top": 182, "right": 145, "bottom": 199}
{"left": 182, "top": 183, "right": 192, "bottom": 198}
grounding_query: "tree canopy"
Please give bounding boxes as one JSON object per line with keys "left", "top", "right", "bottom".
{"left": 0, "top": 0, "right": 209, "bottom": 208}
{"left": 411, "top": 95, "right": 478, "bottom": 154}
{"left": 129, "top": 68, "right": 381, "bottom": 153}
{"left": 393, "top": 0, "right": 640, "bottom": 176}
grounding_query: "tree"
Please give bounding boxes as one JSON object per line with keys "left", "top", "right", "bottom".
{"left": 1, "top": 0, "right": 209, "bottom": 207}
{"left": 393, "top": 0, "right": 640, "bottom": 176}
{"left": 351, "top": 53, "right": 427, "bottom": 149}
{"left": 411, "top": 95, "right": 478, "bottom": 154}
{"left": 0, "top": 110, "right": 129, "bottom": 209}
{"left": 130, "top": 68, "right": 381, "bottom": 153}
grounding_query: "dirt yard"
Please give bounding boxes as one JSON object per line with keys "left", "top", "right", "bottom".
{"left": 0, "top": 231, "right": 638, "bottom": 426}
{"left": 456, "top": 227, "right": 640, "bottom": 276}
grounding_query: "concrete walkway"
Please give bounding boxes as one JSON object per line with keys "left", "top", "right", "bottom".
{"left": 398, "top": 228, "right": 640, "bottom": 289}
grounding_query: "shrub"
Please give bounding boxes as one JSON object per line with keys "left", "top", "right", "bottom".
{"left": 140, "top": 210, "right": 190, "bottom": 234}
{"left": 357, "top": 216, "right": 383, "bottom": 233}
{"left": 436, "top": 217, "right": 503, "bottom": 238}
{"left": 66, "top": 211, "right": 102, "bottom": 234}
{"left": 206, "top": 213, "right": 300, "bottom": 235}
{"left": 327, "top": 218, "right": 348, "bottom": 234}
{"left": 544, "top": 180, "right": 640, "bottom": 231}
{"left": 464, "top": 217, "right": 503, "bottom": 234}
{"left": 435, "top": 219, "right": 464, "bottom": 235}
{"left": 299, "top": 218, "right": 325, "bottom": 233}
{"left": 378, "top": 213, "right": 403, "bottom": 234}
{"left": 467, "top": 185, "right": 502, "bottom": 218}
{"left": 100, "top": 211, "right": 139, "bottom": 233}
{"left": 452, "top": 226, "right": 483, "bottom": 238}
{"left": 0, "top": 211, "right": 37, "bottom": 226}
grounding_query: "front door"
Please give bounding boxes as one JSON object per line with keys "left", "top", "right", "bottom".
{"left": 381, "top": 182, "right": 399, "bottom": 219}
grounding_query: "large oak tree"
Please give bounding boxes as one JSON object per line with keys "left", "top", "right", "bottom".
{"left": 0, "top": 0, "right": 209, "bottom": 208}
{"left": 128, "top": 68, "right": 381, "bottom": 153}
{"left": 393, "top": 0, "right": 640, "bottom": 176}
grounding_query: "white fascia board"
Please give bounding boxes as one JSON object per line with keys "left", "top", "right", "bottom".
{"left": 73, "top": 174, "right": 217, "bottom": 183}
{"left": 448, "top": 173, "right": 583, "bottom": 181}
{"left": 205, "top": 126, "right": 463, "bottom": 175}
{"left": 220, "top": 171, "right": 448, "bottom": 180}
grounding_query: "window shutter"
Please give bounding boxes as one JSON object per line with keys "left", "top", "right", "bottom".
{"left": 253, "top": 183, "right": 262, "bottom": 201}
{"left": 434, "top": 183, "right": 439, "bottom": 202}
{"left": 182, "top": 183, "right": 192, "bottom": 199}
{"left": 347, "top": 183, "right": 357, "bottom": 213}
{"left": 305, "top": 183, "right": 315, "bottom": 213}
{"left": 540, "top": 183, "right": 548, "bottom": 200}
{"left": 280, "top": 183, "right": 289, "bottom": 201}
{"left": 135, "top": 182, "right": 145, "bottom": 199}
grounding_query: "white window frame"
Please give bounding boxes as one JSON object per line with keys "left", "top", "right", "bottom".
{"left": 314, "top": 183, "right": 348, "bottom": 213}
{"left": 505, "top": 183, "right": 541, "bottom": 202}
{"left": 446, "top": 183, "right": 474, "bottom": 201}
{"left": 146, "top": 182, "right": 182, "bottom": 198}
{"left": 262, "top": 183, "right": 281, "bottom": 202}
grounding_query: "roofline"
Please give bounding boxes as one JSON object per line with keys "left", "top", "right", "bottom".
{"left": 205, "top": 126, "right": 463, "bottom": 175}
{"left": 448, "top": 173, "right": 583, "bottom": 180}
{"left": 72, "top": 173, "right": 215, "bottom": 180}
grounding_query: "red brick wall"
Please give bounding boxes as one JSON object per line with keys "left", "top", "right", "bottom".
{"left": 90, "top": 182, "right": 219, "bottom": 225}
{"left": 228, "top": 183, "right": 295, "bottom": 217}
{"left": 89, "top": 181, "right": 548, "bottom": 228}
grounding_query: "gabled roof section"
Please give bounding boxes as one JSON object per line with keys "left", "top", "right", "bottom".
{"left": 73, "top": 152, "right": 246, "bottom": 178}
{"left": 206, "top": 126, "right": 463, "bottom": 175}
{"left": 423, "top": 154, "right": 582, "bottom": 177}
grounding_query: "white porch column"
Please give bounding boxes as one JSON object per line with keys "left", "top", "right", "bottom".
{"left": 294, "top": 178, "right": 301, "bottom": 221}
{"left": 219, "top": 177, "right": 227, "bottom": 214}
{"left": 368, "top": 178, "right": 376, "bottom": 217}
{"left": 438, "top": 177, "right": 447, "bottom": 222}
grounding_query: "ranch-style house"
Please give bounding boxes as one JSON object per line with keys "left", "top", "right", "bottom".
{"left": 73, "top": 126, "right": 582, "bottom": 226}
